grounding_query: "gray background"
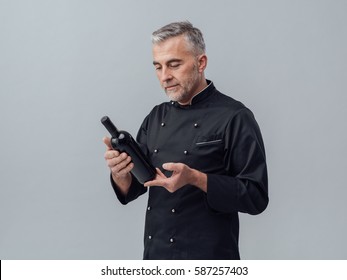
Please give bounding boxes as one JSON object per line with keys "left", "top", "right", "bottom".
{"left": 1, "top": 0, "right": 346, "bottom": 259}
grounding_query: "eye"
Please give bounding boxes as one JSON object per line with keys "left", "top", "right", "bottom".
{"left": 169, "top": 63, "right": 180, "bottom": 68}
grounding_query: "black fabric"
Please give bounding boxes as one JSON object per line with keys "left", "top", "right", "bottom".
{"left": 111, "top": 81, "right": 268, "bottom": 259}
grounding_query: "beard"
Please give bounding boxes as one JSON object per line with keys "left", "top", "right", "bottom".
{"left": 165, "top": 86, "right": 191, "bottom": 103}
{"left": 164, "top": 64, "right": 201, "bottom": 104}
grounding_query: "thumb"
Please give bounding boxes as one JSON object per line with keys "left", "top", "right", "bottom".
{"left": 103, "top": 136, "right": 113, "bottom": 150}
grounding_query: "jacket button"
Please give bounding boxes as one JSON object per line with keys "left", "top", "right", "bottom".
{"left": 184, "top": 150, "right": 188, "bottom": 155}
{"left": 171, "top": 209, "right": 176, "bottom": 213}
{"left": 147, "top": 206, "right": 151, "bottom": 211}
{"left": 194, "top": 123, "right": 199, "bottom": 128}
{"left": 148, "top": 235, "right": 152, "bottom": 240}
{"left": 170, "top": 238, "right": 174, "bottom": 243}
{"left": 161, "top": 122, "right": 165, "bottom": 127}
{"left": 154, "top": 149, "right": 158, "bottom": 153}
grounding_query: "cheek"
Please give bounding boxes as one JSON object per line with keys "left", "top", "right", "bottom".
{"left": 176, "top": 69, "right": 190, "bottom": 82}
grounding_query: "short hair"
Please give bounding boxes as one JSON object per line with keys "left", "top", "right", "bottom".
{"left": 151, "top": 21, "right": 206, "bottom": 55}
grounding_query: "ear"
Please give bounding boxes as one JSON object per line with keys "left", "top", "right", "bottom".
{"left": 197, "top": 54, "right": 208, "bottom": 73}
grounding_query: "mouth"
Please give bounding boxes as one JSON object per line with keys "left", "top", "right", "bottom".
{"left": 165, "top": 84, "right": 179, "bottom": 91}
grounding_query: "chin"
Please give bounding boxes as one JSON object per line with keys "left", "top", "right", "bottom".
{"left": 166, "top": 90, "right": 188, "bottom": 102}
{"left": 166, "top": 92, "right": 181, "bottom": 102}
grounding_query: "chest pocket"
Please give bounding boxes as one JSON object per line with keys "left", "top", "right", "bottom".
{"left": 196, "top": 138, "right": 223, "bottom": 147}
{"left": 193, "top": 134, "right": 225, "bottom": 172}
{"left": 195, "top": 134, "right": 223, "bottom": 147}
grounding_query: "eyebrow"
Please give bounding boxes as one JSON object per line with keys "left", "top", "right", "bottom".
{"left": 152, "top": 58, "right": 183, "bottom": 65}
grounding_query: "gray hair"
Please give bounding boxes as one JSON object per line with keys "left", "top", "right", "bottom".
{"left": 151, "top": 21, "right": 206, "bottom": 55}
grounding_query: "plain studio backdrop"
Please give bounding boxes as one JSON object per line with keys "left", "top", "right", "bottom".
{"left": 0, "top": 0, "right": 346, "bottom": 260}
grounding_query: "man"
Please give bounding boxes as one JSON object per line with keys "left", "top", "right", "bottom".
{"left": 103, "top": 21, "right": 268, "bottom": 259}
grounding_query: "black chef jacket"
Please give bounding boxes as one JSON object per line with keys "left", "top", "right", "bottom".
{"left": 111, "top": 80, "right": 268, "bottom": 260}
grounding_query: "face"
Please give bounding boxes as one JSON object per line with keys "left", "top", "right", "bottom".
{"left": 152, "top": 35, "right": 207, "bottom": 105}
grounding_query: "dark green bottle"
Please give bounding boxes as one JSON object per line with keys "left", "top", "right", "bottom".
{"left": 101, "top": 116, "right": 156, "bottom": 184}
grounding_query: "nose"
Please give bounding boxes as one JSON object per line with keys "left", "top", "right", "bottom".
{"left": 159, "top": 66, "right": 173, "bottom": 83}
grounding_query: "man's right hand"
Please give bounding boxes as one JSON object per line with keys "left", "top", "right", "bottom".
{"left": 103, "top": 136, "right": 133, "bottom": 195}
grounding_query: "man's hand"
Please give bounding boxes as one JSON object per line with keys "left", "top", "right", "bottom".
{"left": 144, "top": 163, "right": 207, "bottom": 193}
{"left": 103, "top": 137, "right": 133, "bottom": 195}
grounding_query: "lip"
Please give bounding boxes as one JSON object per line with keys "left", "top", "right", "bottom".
{"left": 165, "top": 84, "right": 179, "bottom": 90}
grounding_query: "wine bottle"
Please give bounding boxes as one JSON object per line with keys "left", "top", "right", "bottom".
{"left": 101, "top": 116, "right": 156, "bottom": 184}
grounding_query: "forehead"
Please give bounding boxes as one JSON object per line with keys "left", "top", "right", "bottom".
{"left": 152, "top": 35, "right": 193, "bottom": 62}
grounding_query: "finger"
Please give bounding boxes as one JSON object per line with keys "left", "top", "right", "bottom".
{"left": 145, "top": 179, "right": 176, "bottom": 193}
{"left": 144, "top": 179, "right": 160, "bottom": 187}
{"left": 144, "top": 168, "right": 167, "bottom": 187}
{"left": 156, "top": 167, "right": 166, "bottom": 177}
{"left": 103, "top": 136, "right": 113, "bottom": 150}
{"left": 109, "top": 154, "right": 132, "bottom": 169}
{"left": 144, "top": 178, "right": 169, "bottom": 187}
{"left": 104, "top": 150, "right": 120, "bottom": 160}
{"left": 112, "top": 162, "right": 134, "bottom": 177}
{"left": 121, "top": 162, "right": 134, "bottom": 175}
{"left": 162, "top": 162, "right": 181, "bottom": 172}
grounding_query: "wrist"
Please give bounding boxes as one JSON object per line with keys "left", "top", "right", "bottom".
{"left": 112, "top": 172, "right": 132, "bottom": 195}
{"left": 189, "top": 168, "right": 207, "bottom": 192}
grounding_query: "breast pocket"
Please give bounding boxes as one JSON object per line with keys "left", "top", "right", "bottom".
{"left": 196, "top": 139, "right": 223, "bottom": 147}
{"left": 195, "top": 134, "right": 223, "bottom": 147}
{"left": 193, "top": 134, "right": 225, "bottom": 172}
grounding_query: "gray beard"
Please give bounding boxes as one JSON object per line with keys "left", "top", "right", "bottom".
{"left": 165, "top": 90, "right": 191, "bottom": 103}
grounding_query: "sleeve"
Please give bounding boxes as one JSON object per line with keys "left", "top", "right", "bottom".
{"left": 206, "top": 108, "right": 269, "bottom": 215}
{"left": 110, "top": 115, "right": 151, "bottom": 205}
{"left": 110, "top": 173, "right": 147, "bottom": 205}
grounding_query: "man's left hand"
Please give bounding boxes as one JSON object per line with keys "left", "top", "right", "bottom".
{"left": 144, "top": 163, "right": 207, "bottom": 193}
